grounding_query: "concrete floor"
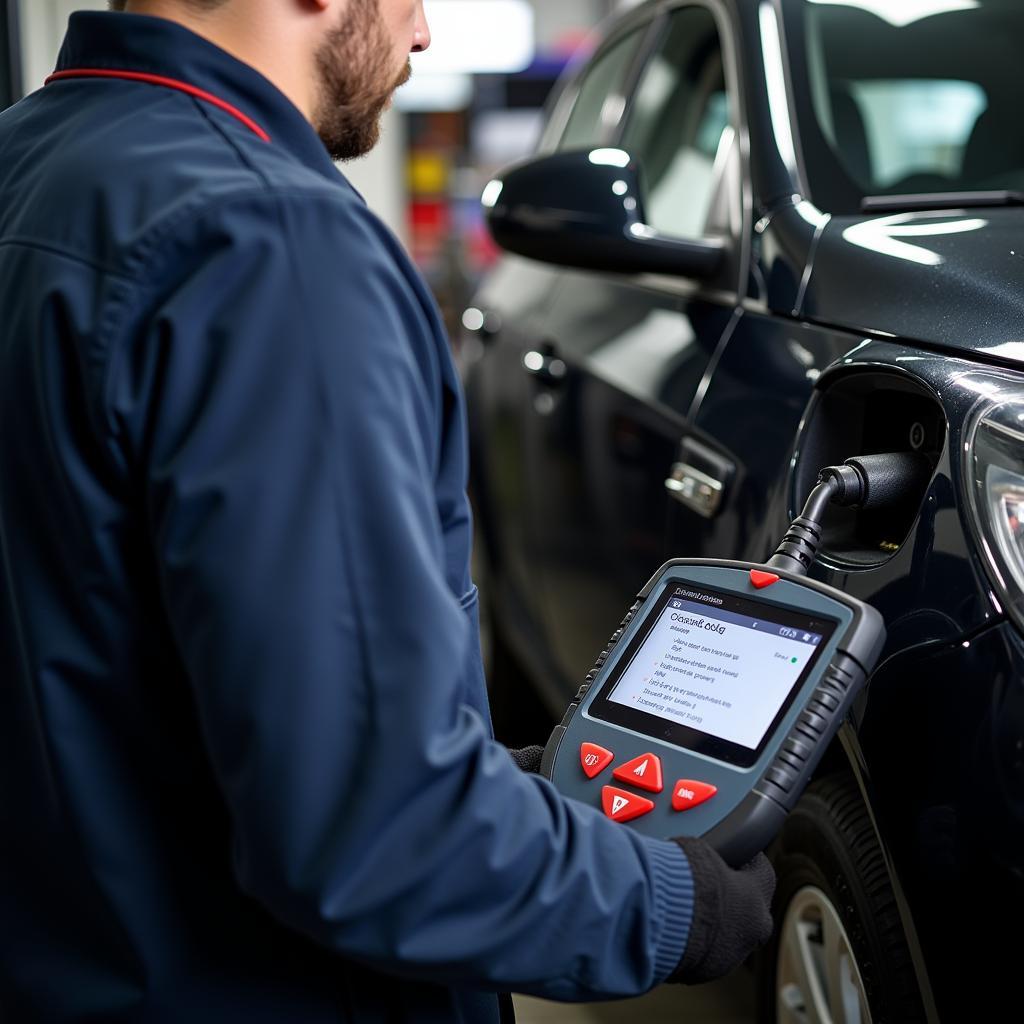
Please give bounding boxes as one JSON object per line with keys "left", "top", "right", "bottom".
{"left": 514, "top": 975, "right": 755, "bottom": 1022}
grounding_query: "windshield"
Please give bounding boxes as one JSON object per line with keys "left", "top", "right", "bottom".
{"left": 785, "top": 0, "right": 1024, "bottom": 213}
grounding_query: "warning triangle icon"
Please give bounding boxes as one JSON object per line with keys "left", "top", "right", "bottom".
{"left": 611, "top": 795, "right": 629, "bottom": 816}
{"left": 612, "top": 753, "right": 663, "bottom": 793}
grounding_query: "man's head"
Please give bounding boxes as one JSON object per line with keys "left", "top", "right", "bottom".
{"left": 109, "top": 1, "right": 430, "bottom": 161}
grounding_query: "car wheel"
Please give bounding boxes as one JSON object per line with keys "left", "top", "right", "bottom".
{"left": 758, "top": 775, "right": 926, "bottom": 1024}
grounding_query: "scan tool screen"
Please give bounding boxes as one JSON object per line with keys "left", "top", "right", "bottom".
{"left": 589, "top": 583, "right": 838, "bottom": 768}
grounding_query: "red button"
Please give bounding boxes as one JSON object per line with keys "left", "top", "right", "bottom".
{"left": 750, "top": 569, "right": 780, "bottom": 589}
{"left": 671, "top": 780, "right": 718, "bottom": 812}
{"left": 602, "top": 786, "right": 655, "bottom": 823}
{"left": 612, "top": 753, "right": 663, "bottom": 793}
{"left": 580, "top": 742, "right": 614, "bottom": 779}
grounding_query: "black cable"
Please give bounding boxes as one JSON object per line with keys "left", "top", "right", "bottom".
{"left": 767, "top": 478, "right": 839, "bottom": 577}
{"left": 767, "top": 452, "right": 933, "bottom": 577}
{"left": 820, "top": 452, "right": 932, "bottom": 511}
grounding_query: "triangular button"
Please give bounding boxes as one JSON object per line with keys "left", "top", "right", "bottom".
{"left": 612, "top": 753, "right": 663, "bottom": 793}
{"left": 602, "top": 785, "right": 655, "bottom": 823}
{"left": 580, "top": 742, "right": 614, "bottom": 779}
{"left": 750, "top": 569, "right": 780, "bottom": 589}
{"left": 671, "top": 779, "right": 718, "bottom": 812}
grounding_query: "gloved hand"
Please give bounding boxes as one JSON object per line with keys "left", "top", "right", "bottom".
{"left": 507, "top": 745, "right": 545, "bottom": 774}
{"left": 668, "top": 836, "right": 776, "bottom": 984}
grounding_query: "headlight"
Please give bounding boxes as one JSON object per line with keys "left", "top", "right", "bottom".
{"left": 965, "top": 395, "right": 1024, "bottom": 629}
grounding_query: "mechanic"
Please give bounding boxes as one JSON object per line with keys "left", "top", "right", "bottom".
{"left": 0, "top": 1, "right": 775, "bottom": 1020}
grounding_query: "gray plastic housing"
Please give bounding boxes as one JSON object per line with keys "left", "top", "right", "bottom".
{"left": 541, "top": 560, "right": 886, "bottom": 866}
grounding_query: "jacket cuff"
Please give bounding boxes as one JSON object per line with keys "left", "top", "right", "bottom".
{"left": 641, "top": 837, "right": 695, "bottom": 982}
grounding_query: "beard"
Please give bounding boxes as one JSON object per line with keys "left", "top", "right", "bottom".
{"left": 313, "top": 0, "right": 412, "bottom": 162}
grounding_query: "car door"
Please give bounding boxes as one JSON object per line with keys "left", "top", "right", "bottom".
{"left": 525, "top": 3, "right": 746, "bottom": 696}
{"left": 465, "top": 17, "right": 654, "bottom": 693}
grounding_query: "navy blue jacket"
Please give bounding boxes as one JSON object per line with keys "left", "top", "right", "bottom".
{"left": 0, "top": 12, "right": 694, "bottom": 1022}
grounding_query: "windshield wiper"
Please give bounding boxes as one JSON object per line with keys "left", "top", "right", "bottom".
{"left": 861, "top": 190, "right": 1024, "bottom": 213}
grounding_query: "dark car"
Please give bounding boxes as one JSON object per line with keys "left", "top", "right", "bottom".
{"left": 462, "top": 1, "right": 1024, "bottom": 1020}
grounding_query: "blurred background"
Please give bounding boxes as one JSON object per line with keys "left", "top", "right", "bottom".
{"left": 6, "top": 0, "right": 636, "bottom": 340}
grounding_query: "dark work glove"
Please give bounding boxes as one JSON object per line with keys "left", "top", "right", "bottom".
{"left": 508, "top": 745, "right": 545, "bottom": 774}
{"left": 668, "top": 836, "right": 776, "bottom": 984}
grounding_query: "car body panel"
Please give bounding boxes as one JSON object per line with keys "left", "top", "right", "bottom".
{"left": 464, "top": 256, "right": 563, "bottom": 687}
{"left": 803, "top": 208, "right": 1024, "bottom": 360}
{"left": 527, "top": 274, "right": 735, "bottom": 692}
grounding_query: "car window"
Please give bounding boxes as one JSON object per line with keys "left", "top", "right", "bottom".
{"left": 559, "top": 26, "right": 646, "bottom": 151}
{"left": 843, "top": 80, "right": 987, "bottom": 190}
{"left": 618, "top": 6, "right": 730, "bottom": 240}
{"left": 790, "top": 0, "right": 1024, "bottom": 212}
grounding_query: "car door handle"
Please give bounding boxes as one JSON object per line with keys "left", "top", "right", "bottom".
{"left": 523, "top": 348, "right": 568, "bottom": 386}
{"left": 665, "top": 462, "right": 725, "bottom": 517}
{"left": 664, "top": 438, "right": 734, "bottom": 519}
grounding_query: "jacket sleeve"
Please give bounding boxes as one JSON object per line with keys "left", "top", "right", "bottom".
{"left": 109, "top": 190, "right": 694, "bottom": 1001}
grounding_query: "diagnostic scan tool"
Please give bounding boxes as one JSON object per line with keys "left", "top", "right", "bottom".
{"left": 540, "top": 454, "right": 926, "bottom": 866}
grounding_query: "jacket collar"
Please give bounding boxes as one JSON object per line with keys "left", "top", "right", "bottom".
{"left": 55, "top": 11, "right": 341, "bottom": 179}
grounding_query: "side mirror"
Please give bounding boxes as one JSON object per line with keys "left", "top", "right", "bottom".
{"left": 483, "top": 148, "right": 725, "bottom": 279}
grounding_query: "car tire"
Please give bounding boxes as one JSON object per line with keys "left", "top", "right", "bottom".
{"left": 757, "top": 774, "right": 926, "bottom": 1024}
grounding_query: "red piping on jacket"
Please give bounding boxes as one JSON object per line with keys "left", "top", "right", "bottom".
{"left": 44, "top": 68, "right": 271, "bottom": 143}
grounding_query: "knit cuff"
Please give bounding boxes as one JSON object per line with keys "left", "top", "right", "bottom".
{"left": 507, "top": 745, "right": 545, "bottom": 774}
{"left": 641, "top": 837, "right": 695, "bottom": 983}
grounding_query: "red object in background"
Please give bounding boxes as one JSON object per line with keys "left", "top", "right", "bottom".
{"left": 553, "top": 30, "right": 595, "bottom": 61}
{"left": 410, "top": 200, "right": 449, "bottom": 233}
{"left": 409, "top": 199, "right": 451, "bottom": 269}
{"left": 469, "top": 221, "right": 502, "bottom": 271}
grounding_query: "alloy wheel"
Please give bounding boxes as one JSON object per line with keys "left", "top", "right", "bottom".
{"left": 776, "top": 885, "right": 872, "bottom": 1024}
